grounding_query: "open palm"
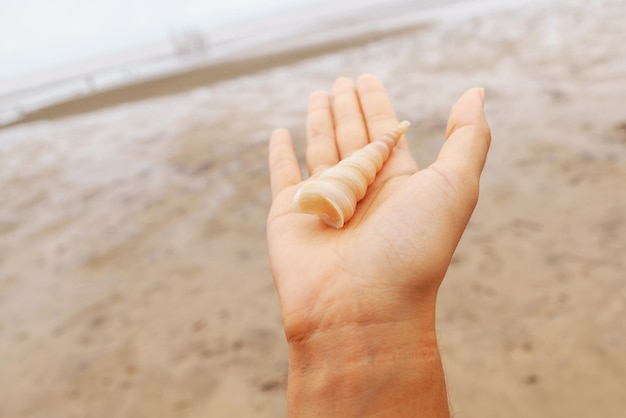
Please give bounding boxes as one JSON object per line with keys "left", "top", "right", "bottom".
{"left": 267, "top": 75, "right": 490, "bottom": 343}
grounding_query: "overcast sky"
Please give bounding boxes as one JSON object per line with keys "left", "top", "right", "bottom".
{"left": 0, "top": 0, "right": 323, "bottom": 81}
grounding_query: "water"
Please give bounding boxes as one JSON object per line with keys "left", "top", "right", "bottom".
{"left": 0, "top": 0, "right": 532, "bottom": 126}
{"left": 0, "top": 0, "right": 330, "bottom": 83}
{"left": 0, "top": 0, "right": 335, "bottom": 125}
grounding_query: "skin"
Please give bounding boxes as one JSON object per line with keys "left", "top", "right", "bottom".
{"left": 267, "top": 74, "right": 491, "bottom": 417}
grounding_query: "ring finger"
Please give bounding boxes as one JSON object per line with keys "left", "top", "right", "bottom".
{"left": 306, "top": 90, "right": 338, "bottom": 176}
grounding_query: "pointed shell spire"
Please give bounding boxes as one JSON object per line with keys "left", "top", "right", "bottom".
{"left": 292, "top": 120, "right": 410, "bottom": 228}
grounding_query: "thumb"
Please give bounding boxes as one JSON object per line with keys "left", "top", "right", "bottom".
{"left": 434, "top": 88, "right": 491, "bottom": 183}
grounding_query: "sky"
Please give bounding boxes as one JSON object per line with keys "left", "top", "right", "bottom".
{"left": 0, "top": 0, "right": 324, "bottom": 82}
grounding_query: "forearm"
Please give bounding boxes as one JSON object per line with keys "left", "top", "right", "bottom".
{"left": 287, "top": 320, "right": 449, "bottom": 417}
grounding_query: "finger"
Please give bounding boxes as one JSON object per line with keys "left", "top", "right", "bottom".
{"left": 356, "top": 74, "right": 399, "bottom": 141}
{"left": 332, "top": 77, "right": 369, "bottom": 159}
{"left": 268, "top": 129, "right": 302, "bottom": 199}
{"left": 306, "top": 91, "right": 338, "bottom": 176}
{"left": 434, "top": 87, "right": 491, "bottom": 188}
{"left": 356, "top": 74, "right": 417, "bottom": 170}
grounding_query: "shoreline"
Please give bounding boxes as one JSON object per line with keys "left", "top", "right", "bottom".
{"left": 4, "top": 23, "right": 425, "bottom": 128}
{"left": 1, "top": 0, "right": 536, "bottom": 128}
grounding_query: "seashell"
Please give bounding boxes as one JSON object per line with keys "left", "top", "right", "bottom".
{"left": 292, "top": 120, "right": 410, "bottom": 228}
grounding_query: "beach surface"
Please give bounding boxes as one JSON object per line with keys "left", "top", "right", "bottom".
{"left": 1, "top": 0, "right": 626, "bottom": 417}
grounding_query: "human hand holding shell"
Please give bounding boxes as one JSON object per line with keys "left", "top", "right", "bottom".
{"left": 266, "top": 74, "right": 490, "bottom": 416}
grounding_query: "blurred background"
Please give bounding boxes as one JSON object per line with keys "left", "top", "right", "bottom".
{"left": 1, "top": 0, "right": 625, "bottom": 417}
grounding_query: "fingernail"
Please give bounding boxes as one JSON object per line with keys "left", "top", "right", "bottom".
{"left": 478, "top": 88, "right": 485, "bottom": 107}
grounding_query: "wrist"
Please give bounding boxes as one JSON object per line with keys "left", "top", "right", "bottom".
{"left": 286, "top": 319, "right": 449, "bottom": 417}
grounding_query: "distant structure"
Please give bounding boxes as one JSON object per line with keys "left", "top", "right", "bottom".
{"left": 13, "top": 103, "right": 24, "bottom": 117}
{"left": 82, "top": 74, "right": 96, "bottom": 94}
{"left": 170, "top": 28, "right": 210, "bottom": 58}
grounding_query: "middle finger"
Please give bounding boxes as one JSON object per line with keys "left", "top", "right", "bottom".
{"left": 332, "top": 77, "right": 369, "bottom": 159}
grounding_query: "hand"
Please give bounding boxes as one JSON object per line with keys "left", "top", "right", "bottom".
{"left": 267, "top": 74, "right": 490, "bottom": 417}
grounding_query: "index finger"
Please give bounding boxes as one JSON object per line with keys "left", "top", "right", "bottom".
{"left": 356, "top": 74, "right": 417, "bottom": 170}
{"left": 356, "top": 74, "right": 409, "bottom": 150}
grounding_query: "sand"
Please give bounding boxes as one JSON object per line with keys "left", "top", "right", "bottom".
{"left": 1, "top": 0, "right": 625, "bottom": 417}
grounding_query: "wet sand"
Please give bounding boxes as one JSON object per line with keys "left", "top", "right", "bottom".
{"left": 1, "top": 0, "right": 626, "bottom": 417}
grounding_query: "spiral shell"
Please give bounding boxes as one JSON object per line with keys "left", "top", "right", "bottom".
{"left": 292, "top": 120, "right": 410, "bottom": 228}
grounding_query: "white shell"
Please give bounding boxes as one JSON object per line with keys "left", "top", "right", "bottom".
{"left": 292, "top": 120, "right": 410, "bottom": 228}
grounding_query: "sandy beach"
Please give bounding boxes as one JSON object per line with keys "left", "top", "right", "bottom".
{"left": 1, "top": 0, "right": 626, "bottom": 417}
